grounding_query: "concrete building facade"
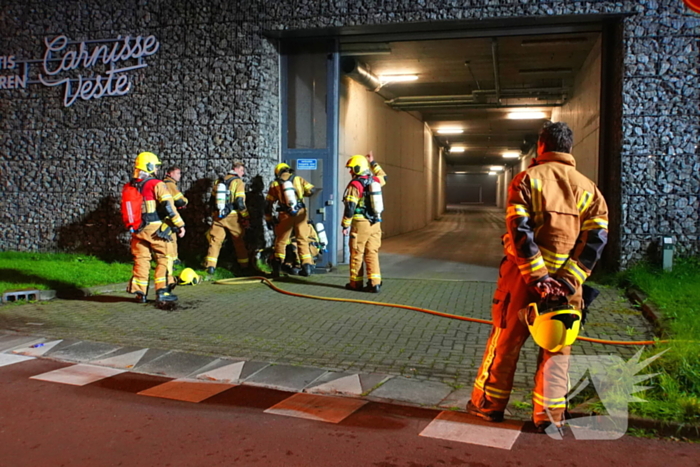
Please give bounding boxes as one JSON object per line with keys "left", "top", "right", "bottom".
{"left": 0, "top": 0, "right": 698, "bottom": 268}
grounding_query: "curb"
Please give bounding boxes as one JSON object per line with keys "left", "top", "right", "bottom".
{"left": 626, "top": 287, "right": 665, "bottom": 338}
{"left": 626, "top": 415, "right": 700, "bottom": 440}
{"left": 1, "top": 283, "right": 130, "bottom": 305}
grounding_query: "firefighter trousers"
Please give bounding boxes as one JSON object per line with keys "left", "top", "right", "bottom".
{"left": 349, "top": 219, "right": 382, "bottom": 287}
{"left": 127, "top": 223, "right": 175, "bottom": 295}
{"left": 169, "top": 232, "right": 180, "bottom": 263}
{"left": 274, "top": 209, "right": 313, "bottom": 265}
{"left": 205, "top": 213, "right": 249, "bottom": 268}
{"left": 470, "top": 257, "right": 583, "bottom": 425}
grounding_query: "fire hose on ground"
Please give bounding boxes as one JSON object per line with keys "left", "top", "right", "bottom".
{"left": 214, "top": 276, "right": 671, "bottom": 347}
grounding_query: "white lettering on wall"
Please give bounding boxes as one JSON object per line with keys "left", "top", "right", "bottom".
{"left": 38, "top": 35, "right": 159, "bottom": 107}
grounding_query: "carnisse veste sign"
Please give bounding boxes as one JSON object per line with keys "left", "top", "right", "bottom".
{"left": 1, "top": 34, "right": 159, "bottom": 107}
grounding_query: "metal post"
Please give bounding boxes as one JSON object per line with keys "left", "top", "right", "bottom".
{"left": 662, "top": 236, "right": 674, "bottom": 271}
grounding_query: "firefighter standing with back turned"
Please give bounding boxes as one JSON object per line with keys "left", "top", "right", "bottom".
{"left": 204, "top": 160, "right": 251, "bottom": 275}
{"left": 342, "top": 151, "right": 386, "bottom": 293}
{"left": 265, "top": 162, "right": 315, "bottom": 277}
{"left": 163, "top": 165, "right": 188, "bottom": 265}
{"left": 123, "top": 152, "right": 185, "bottom": 304}
{"left": 467, "top": 121, "right": 609, "bottom": 433}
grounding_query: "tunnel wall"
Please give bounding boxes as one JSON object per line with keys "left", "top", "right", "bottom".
{"left": 0, "top": 0, "right": 698, "bottom": 267}
{"left": 551, "top": 35, "right": 603, "bottom": 184}
{"left": 339, "top": 76, "right": 439, "bottom": 239}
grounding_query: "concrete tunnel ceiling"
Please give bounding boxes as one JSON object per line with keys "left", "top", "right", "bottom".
{"left": 341, "top": 31, "right": 601, "bottom": 169}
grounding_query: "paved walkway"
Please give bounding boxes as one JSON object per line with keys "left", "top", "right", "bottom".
{"left": 0, "top": 207, "right": 655, "bottom": 415}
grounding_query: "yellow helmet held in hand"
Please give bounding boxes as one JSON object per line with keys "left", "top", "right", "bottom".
{"left": 346, "top": 155, "right": 370, "bottom": 175}
{"left": 135, "top": 152, "right": 162, "bottom": 173}
{"left": 178, "top": 268, "right": 202, "bottom": 286}
{"left": 521, "top": 302, "right": 582, "bottom": 353}
{"left": 275, "top": 162, "right": 291, "bottom": 177}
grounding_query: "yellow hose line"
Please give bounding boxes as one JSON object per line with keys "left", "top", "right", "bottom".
{"left": 214, "top": 276, "right": 667, "bottom": 346}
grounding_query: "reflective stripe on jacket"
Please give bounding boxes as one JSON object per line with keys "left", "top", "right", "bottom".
{"left": 502, "top": 151, "right": 608, "bottom": 292}
{"left": 164, "top": 176, "right": 188, "bottom": 208}
{"left": 342, "top": 162, "right": 386, "bottom": 227}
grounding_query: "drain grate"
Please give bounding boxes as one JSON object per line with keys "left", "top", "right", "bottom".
{"left": 2, "top": 290, "right": 41, "bottom": 303}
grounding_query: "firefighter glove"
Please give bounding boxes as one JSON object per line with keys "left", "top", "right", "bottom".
{"left": 155, "top": 223, "right": 173, "bottom": 240}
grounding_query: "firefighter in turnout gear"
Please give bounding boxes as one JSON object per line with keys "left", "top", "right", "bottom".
{"left": 265, "top": 162, "right": 315, "bottom": 277}
{"left": 342, "top": 151, "right": 386, "bottom": 293}
{"left": 468, "top": 122, "right": 609, "bottom": 432}
{"left": 205, "top": 160, "right": 251, "bottom": 274}
{"left": 163, "top": 166, "right": 188, "bottom": 265}
{"left": 124, "top": 152, "right": 185, "bottom": 304}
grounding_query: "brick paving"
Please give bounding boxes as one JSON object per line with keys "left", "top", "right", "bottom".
{"left": 0, "top": 274, "right": 654, "bottom": 395}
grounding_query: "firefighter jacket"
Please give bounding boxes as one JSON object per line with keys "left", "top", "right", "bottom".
{"left": 265, "top": 172, "right": 314, "bottom": 222}
{"left": 163, "top": 176, "right": 188, "bottom": 208}
{"left": 503, "top": 151, "right": 608, "bottom": 293}
{"left": 212, "top": 172, "right": 249, "bottom": 219}
{"left": 342, "top": 162, "right": 386, "bottom": 228}
{"left": 137, "top": 177, "right": 185, "bottom": 231}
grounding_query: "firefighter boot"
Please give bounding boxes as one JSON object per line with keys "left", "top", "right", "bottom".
{"left": 300, "top": 263, "right": 314, "bottom": 277}
{"left": 365, "top": 281, "right": 382, "bottom": 293}
{"left": 135, "top": 292, "right": 147, "bottom": 304}
{"left": 467, "top": 401, "right": 504, "bottom": 423}
{"left": 156, "top": 288, "right": 178, "bottom": 303}
{"left": 206, "top": 267, "right": 216, "bottom": 275}
{"left": 270, "top": 259, "right": 282, "bottom": 278}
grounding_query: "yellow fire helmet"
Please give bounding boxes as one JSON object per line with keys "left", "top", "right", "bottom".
{"left": 275, "top": 162, "right": 291, "bottom": 177}
{"left": 134, "top": 151, "right": 162, "bottom": 174}
{"left": 178, "top": 268, "right": 201, "bottom": 286}
{"left": 346, "top": 155, "right": 370, "bottom": 175}
{"left": 522, "top": 302, "right": 582, "bottom": 353}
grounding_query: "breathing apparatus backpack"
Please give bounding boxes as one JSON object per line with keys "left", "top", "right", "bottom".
{"left": 278, "top": 174, "right": 303, "bottom": 216}
{"left": 121, "top": 178, "right": 159, "bottom": 232}
{"left": 350, "top": 176, "right": 383, "bottom": 224}
{"left": 215, "top": 178, "right": 230, "bottom": 217}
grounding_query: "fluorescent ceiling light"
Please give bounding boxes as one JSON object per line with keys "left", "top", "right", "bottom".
{"left": 507, "top": 111, "right": 548, "bottom": 120}
{"left": 453, "top": 171, "right": 467, "bottom": 174}
{"left": 489, "top": 166, "right": 504, "bottom": 171}
{"left": 379, "top": 74, "right": 418, "bottom": 84}
{"left": 502, "top": 151, "right": 521, "bottom": 158}
{"left": 450, "top": 147, "right": 466, "bottom": 153}
{"left": 488, "top": 171, "right": 497, "bottom": 176}
{"left": 437, "top": 128, "right": 464, "bottom": 135}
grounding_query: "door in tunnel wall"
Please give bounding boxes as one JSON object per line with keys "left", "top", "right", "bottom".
{"left": 281, "top": 41, "right": 340, "bottom": 268}
{"left": 446, "top": 173, "right": 497, "bottom": 205}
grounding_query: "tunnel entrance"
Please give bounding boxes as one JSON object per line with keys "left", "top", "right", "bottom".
{"left": 277, "top": 15, "right": 621, "bottom": 280}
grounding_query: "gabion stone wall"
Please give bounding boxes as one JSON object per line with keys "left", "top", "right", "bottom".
{"left": 0, "top": 0, "right": 698, "bottom": 267}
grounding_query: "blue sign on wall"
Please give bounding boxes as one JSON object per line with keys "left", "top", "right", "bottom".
{"left": 296, "top": 159, "right": 318, "bottom": 170}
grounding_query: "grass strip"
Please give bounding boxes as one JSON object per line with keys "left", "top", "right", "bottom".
{"left": 619, "top": 257, "right": 700, "bottom": 425}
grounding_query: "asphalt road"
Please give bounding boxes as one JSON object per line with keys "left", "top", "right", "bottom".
{"left": 1, "top": 358, "right": 698, "bottom": 467}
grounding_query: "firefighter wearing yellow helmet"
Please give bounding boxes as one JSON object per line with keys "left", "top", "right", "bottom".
{"left": 468, "top": 122, "right": 609, "bottom": 432}
{"left": 342, "top": 151, "right": 386, "bottom": 293}
{"left": 264, "top": 162, "right": 315, "bottom": 277}
{"left": 122, "top": 152, "right": 185, "bottom": 304}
